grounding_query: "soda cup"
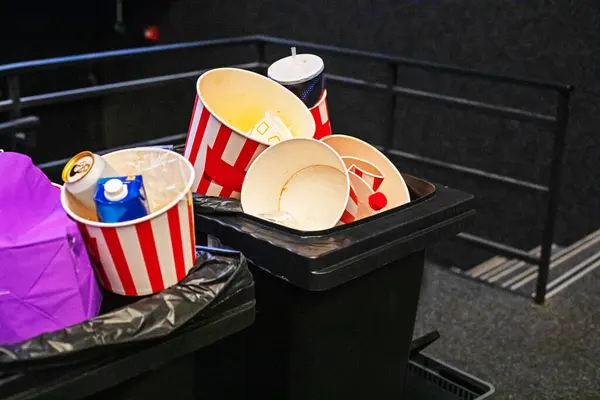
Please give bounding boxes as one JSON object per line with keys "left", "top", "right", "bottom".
{"left": 94, "top": 175, "right": 149, "bottom": 223}
{"left": 268, "top": 47, "right": 325, "bottom": 108}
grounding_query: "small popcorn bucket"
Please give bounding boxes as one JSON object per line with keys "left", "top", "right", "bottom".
{"left": 61, "top": 147, "right": 196, "bottom": 296}
{"left": 241, "top": 138, "right": 350, "bottom": 232}
{"left": 184, "top": 68, "right": 315, "bottom": 199}
{"left": 341, "top": 156, "right": 385, "bottom": 192}
{"left": 321, "top": 134, "right": 410, "bottom": 211}
{"left": 309, "top": 90, "right": 332, "bottom": 140}
{"left": 340, "top": 171, "right": 388, "bottom": 224}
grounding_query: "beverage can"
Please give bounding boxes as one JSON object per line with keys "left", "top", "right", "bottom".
{"left": 268, "top": 51, "right": 325, "bottom": 108}
{"left": 94, "top": 175, "right": 150, "bottom": 223}
{"left": 62, "top": 151, "right": 117, "bottom": 212}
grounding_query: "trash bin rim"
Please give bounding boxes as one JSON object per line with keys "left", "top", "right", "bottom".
{"left": 237, "top": 173, "right": 437, "bottom": 237}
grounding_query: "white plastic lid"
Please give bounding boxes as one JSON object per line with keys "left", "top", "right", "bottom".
{"left": 104, "top": 178, "right": 128, "bottom": 201}
{"left": 268, "top": 53, "right": 324, "bottom": 85}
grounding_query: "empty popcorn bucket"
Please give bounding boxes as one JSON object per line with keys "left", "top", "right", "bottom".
{"left": 184, "top": 68, "right": 316, "bottom": 199}
{"left": 321, "top": 135, "right": 410, "bottom": 211}
{"left": 241, "top": 138, "right": 350, "bottom": 232}
{"left": 61, "top": 147, "right": 196, "bottom": 296}
{"left": 310, "top": 90, "right": 332, "bottom": 140}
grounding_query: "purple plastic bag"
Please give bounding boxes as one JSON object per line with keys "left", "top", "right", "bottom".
{"left": 0, "top": 152, "right": 102, "bottom": 345}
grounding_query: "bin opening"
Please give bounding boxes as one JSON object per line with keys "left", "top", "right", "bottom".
{"left": 239, "top": 173, "right": 436, "bottom": 236}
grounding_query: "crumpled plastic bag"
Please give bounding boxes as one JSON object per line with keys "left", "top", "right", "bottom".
{"left": 0, "top": 152, "right": 102, "bottom": 345}
{"left": 0, "top": 247, "right": 252, "bottom": 369}
{"left": 192, "top": 193, "right": 243, "bottom": 214}
{"left": 103, "top": 148, "right": 191, "bottom": 213}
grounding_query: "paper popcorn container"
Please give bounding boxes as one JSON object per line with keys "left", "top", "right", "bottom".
{"left": 341, "top": 156, "right": 385, "bottom": 192}
{"left": 184, "top": 68, "right": 316, "bottom": 199}
{"left": 61, "top": 147, "right": 196, "bottom": 296}
{"left": 241, "top": 138, "right": 349, "bottom": 232}
{"left": 321, "top": 135, "right": 410, "bottom": 211}
{"left": 309, "top": 90, "right": 332, "bottom": 140}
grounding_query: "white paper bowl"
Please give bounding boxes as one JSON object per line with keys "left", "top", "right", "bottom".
{"left": 241, "top": 138, "right": 350, "bottom": 231}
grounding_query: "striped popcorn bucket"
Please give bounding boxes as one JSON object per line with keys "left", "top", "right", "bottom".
{"left": 341, "top": 156, "right": 385, "bottom": 192}
{"left": 61, "top": 147, "right": 196, "bottom": 296}
{"left": 310, "top": 90, "right": 332, "bottom": 140}
{"left": 184, "top": 68, "right": 316, "bottom": 199}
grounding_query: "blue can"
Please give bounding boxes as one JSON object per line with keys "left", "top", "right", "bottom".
{"left": 94, "top": 175, "right": 149, "bottom": 223}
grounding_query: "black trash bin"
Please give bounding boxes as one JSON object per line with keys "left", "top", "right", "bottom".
{"left": 194, "top": 175, "right": 475, "bottom": 398}
{"left": 0, "top": 248, "right": 255, "bottom": 400}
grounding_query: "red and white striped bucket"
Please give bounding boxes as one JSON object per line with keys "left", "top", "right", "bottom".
{"left": 184, "top": 68, "right": 316, "bottom": 199}
{"left": 61, "top": 147, "right": 196, "bottom": 296}
{"left": 310, "top": 90, "right": 332, "bottom": 140}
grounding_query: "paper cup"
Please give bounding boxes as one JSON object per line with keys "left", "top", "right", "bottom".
{"left": 184, "top": 68, "right": 316, "bottom": 199}
{"left": 61, "top": 147, "right": 196, "bottom": 296}
{"left": 268, "top": 53, "right": 325, "bottom": 108}
{"left": 321, "top": 135, "right": 410, "bottom": 211}
{"left": 241, "top": 138, "right": 349, "bottom": 231}
{"left": 309, "top": 90, "right": 332, "bottom": 140}
{"left": 341, "top": 156, "right": 384, "bottom": 192}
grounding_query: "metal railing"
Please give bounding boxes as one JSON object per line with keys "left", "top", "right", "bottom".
{"left": 0, "top": 34, "right": 572, "bottom": 304}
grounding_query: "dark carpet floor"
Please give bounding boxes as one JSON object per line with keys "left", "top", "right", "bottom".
{"left": 414, "top": 262, "right": 600, "bottom": 400}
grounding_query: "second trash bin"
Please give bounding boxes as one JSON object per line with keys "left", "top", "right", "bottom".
{"left": 195, "top": 175, "right": 474, "bottom": 398}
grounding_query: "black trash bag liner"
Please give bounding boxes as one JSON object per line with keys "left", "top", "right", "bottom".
{"left": 193, "top": 193, "right": 243, "bottom": 214}
{"left": 0, "top": 248, "right": 251, "bottom": 370}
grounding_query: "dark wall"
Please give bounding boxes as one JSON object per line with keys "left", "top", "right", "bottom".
{"left": 5, "top": 1, "right": 600, "bottom": 265}
{"left": 144, "top": 0, "right": 600, "bottom": 265}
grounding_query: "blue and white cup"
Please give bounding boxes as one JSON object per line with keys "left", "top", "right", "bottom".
{"left": 268, "top": 51, "right": 325, "bottom": 109}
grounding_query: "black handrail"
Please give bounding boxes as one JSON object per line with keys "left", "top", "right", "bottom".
{"left": 0, "top": 116, "right": 39, "bottom": 135}
{"left": 0, "top": 36, "right": 259, "bottom": 76}
{"left": 256, "top": 35, "right": 573, "bottom": 93}
{"left": 0, "top": 35, "right": 571, "bottom": 304}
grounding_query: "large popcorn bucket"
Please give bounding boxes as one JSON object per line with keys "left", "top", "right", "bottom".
{"left": 61, "top": 147, "right": 196, "bottom": 296}
{"left": 310, "top": 90, "right": 332, "bottom": 140}
{"left": 184, "top": 68, "right": 316, "bottom": 199}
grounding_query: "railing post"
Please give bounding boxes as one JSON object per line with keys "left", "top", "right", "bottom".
{"left": 2, "top": 75, "right": 22, "bottom": 151}
{"left": 385, "top": 63, "right": 398, "bottom": 150}
{"left": 535, "top": 88, "right": 572, "bottom": 304}
{"left": 7, "top": 75, "right": 21, "bottom": 119}
{"left": 256, "top": 40, "right": 267, "bottom": 73}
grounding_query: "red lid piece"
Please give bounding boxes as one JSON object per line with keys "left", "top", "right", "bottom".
{"left": 368, "top": 192, "right": 387, "bottom": 211}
